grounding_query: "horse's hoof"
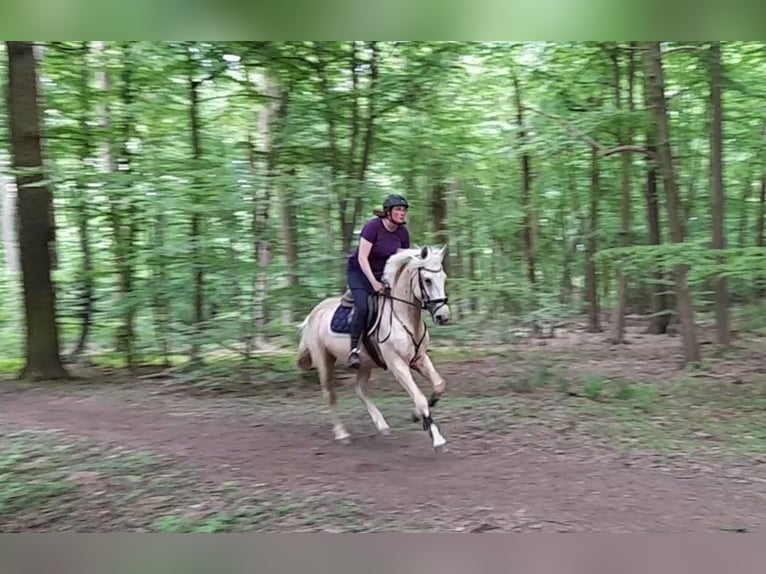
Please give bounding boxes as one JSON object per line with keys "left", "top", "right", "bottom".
{"left": 379, "top": 427, "right": 392, "bottom": 437}
{"left": 433, "top": 443, "right": 448, "bottom": 454}
{"left": 335, "top": 435, "right": 351, "bottom": 445}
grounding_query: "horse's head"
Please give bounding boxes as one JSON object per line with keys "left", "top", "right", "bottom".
{"left": 413, "top": 245, "right": 450, "bottom": 325}
{"left": 383, "top": 244, "right": 451, "bottom": 325}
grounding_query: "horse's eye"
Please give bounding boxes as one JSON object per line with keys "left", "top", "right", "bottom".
{"left": 425, "top": 278, "right": 432, "bottom": 286}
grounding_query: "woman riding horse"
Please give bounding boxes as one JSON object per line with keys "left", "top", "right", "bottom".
{"left": 345, "top": 194, "right": 410, "bottom": 368}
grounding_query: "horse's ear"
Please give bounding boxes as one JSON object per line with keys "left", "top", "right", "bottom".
{"left": 420, "top": 246, "right": 429, "bottom": 259}
{"left": 436, "top": 243, "right": 447, "bottom": 258}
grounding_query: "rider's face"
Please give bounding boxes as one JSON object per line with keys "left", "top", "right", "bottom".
{"left": 389, "top": 206, "right": 407, "bottom": 224}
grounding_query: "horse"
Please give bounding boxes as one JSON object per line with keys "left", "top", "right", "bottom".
{"left": 296, "top": 245, "right": 451, "bottom": 450}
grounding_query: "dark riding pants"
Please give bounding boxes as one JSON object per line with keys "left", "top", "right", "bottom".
{"left": 347, "top": 268, "right": 374, "bottom": 349}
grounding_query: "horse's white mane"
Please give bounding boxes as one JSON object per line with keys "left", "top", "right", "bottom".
{"left": 382, "top": 245, "right": 445, "bottom": 286}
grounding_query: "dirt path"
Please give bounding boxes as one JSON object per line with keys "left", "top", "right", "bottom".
{"left": 1, "top": 364, "right": 764, "bottom": 532}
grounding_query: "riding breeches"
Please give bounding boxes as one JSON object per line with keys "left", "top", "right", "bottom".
{"left": 347, "top": 269, "right": 373, "bottom": 348}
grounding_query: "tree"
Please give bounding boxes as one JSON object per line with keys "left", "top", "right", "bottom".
{"left": 642, "top": 42, "right": 701, "bottom": 365}
{"left": 5, "top": 41, "right": 68, "bottom": 380}
{"left": 608, "top": 43, "right": 635, "bottom": 344}
{"left": 708, "top": 41, "right": 731, "bottom": 346}
{"left": 3, "top": 41, "right": 764, "bottom": 371}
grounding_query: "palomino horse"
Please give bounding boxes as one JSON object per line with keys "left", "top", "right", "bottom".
{"left": 296, "top": 245, "right": 451, "bottom": 450}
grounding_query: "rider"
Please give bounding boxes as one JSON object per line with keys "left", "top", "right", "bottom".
{"left": 345, "top": 194, "right": 410, "bottom": 368}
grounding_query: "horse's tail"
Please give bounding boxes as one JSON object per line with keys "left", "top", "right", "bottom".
{"left": 296, "top": 313, "right": 314, "bottom": 371}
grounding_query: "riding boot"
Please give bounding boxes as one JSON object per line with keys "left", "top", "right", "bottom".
{"left": 348, "top": 340, "right": 361, "bottom": 369}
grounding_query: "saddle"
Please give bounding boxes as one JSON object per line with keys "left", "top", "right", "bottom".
{"left": 339, "top": 288, "right": 387, "bottom": 370}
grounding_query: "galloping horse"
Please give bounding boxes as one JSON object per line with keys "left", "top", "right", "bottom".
{"left": 296, "top": 245, "right": 451, "bottom": 450}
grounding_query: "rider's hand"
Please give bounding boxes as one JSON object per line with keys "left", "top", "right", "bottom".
{"left": 372, "top": 280, "right": 385, "bottom": 293}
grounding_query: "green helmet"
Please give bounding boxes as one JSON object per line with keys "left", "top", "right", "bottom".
{"left": 383, "top": 194, "right": 409, "bottom": 211}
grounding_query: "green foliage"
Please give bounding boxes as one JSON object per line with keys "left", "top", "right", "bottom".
{"left": 2, "top": 41, "right": 766, "bottom": 365}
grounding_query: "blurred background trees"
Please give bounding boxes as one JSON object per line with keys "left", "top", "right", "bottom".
{"left": 2, "top": 41, "right": 764, "bottom": 376}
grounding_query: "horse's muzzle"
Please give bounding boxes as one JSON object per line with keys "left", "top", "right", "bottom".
{"left": 428, "top": 300, "right": 450, "bottom": 326}
{"left": 424, "top": 296, "right": 450, "bottom": 326}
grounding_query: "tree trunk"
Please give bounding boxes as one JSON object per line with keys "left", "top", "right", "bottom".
{"left": 513, "top": 72, "right": 537, "bottom": 288}
{"left": 280, "top": 168, "right": 300, "bottom": 320}
{"left": 6, "top": 41, "right": 68, "bottom": 380}
{"left": 188, "top": 49, "right": 205, "bottom": 363}
{"left": 112, "top": 44, "right": 137, "bottom": 369}
{"left": 736, "top": 172, "right": 752, "bottom": 250}
{"left": 468, "top": 223, "right": 478, "bottom": 312}
{"left": 585, "top": 145, "right": 601, "bottom": 333}
{"left": 644, "top": 140, "right": 671, "bottom": 334}
{"left": 152, "top": 209, "right": 171, "bottom": 367}
{"left": 249, "top": 72, "right": 284, "bottom": 348}
{"left": 561, "top": 228, "right": 579, "bottom": 307}
{"left": 708, "top": 42, "right": 730, "bottom": 346}
{"left": 643, "top": 42, "right": 701, "bottom": 365}
{"left": 559, "top": 149, "right": 577, "bottom": 306}
{"left": 70, "top": 42, "right": 95, "bottom": 359}
{"left": 609, "top": 43, "right": 634, "bottom": 344}
{"left": 641, "top": 69, "right": 671, "bottom": 335}
{"left": 450, "top": 190, "right": 466, "bottom": 319}
{"left": 94, "top": 42, "right": 134, "bottom": 367}
{"left": 431, "top": 179, "right": 449, "bottom": 274}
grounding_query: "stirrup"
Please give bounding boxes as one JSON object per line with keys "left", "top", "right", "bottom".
{"left": 348, "top": 348, "right": 361, "bottom": 368}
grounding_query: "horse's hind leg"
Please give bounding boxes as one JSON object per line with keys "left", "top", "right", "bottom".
{"left": 317, "top": 351, "right": 350, "bottom": 443}
{"left": 354, "top": 367, "right": 390, "bottom": 435}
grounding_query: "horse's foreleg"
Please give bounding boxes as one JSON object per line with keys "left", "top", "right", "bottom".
{"left": 318, "top": 353, "right": 349, "bottom": 443}
{"left": 387, "top": 355, "right": 447, "bottom": 449}
{"left": 410, "top": 352, "right": 446, "bottom": 407}
{"left": 354, "top": 367, "right": 390, "bottom": 435}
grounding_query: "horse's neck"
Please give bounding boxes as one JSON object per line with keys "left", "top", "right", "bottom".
{"left": 389, "top": 270, "right": 422, "bottom": 331}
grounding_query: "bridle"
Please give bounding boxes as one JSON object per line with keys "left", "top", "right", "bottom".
{"left": 373, "top": 264, "right": 449, "bottom": 357}
{"left": 382, "top": 265, "right": 449, "bottom": 318}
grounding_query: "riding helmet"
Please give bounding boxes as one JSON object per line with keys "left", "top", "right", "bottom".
{"left": 383, "top": 194, "right": 409, "bottom": 211}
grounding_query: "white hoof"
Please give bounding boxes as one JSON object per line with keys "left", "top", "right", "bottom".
{"left": 430, "top": 423, "right": 447, "bottom": 449}
{"left": 378, "top": 426, "right": 392, "bottom": 436}
{"left": 334, "top": 427, "right": 351, "bottom": 444}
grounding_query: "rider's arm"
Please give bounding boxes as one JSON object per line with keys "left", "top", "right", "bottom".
{"left": 357, "top": 237, "right": 379, "bottom": 287}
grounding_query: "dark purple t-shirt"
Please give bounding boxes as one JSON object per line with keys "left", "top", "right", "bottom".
{"left": 347, "top": 217, "right": 410, "bottom": 280}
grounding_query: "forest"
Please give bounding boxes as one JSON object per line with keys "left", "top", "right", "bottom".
{"left": 1, "top": 41, "right": 766, "bottom": 533}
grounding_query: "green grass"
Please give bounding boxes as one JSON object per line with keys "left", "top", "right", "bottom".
{"left": 0, "top": 431, "right": 182, "bottom": 530}
{"left": 525, "top": 372, "right": 766, "bottom": 457}
{"left": 0, "top": 358, "right": 24, "bottom": 376}
{"left": 0, "top": 442, "right": 78, "bottom": 516}
{"left": 150, "top": 498, "right": 374, "bottom": 533}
